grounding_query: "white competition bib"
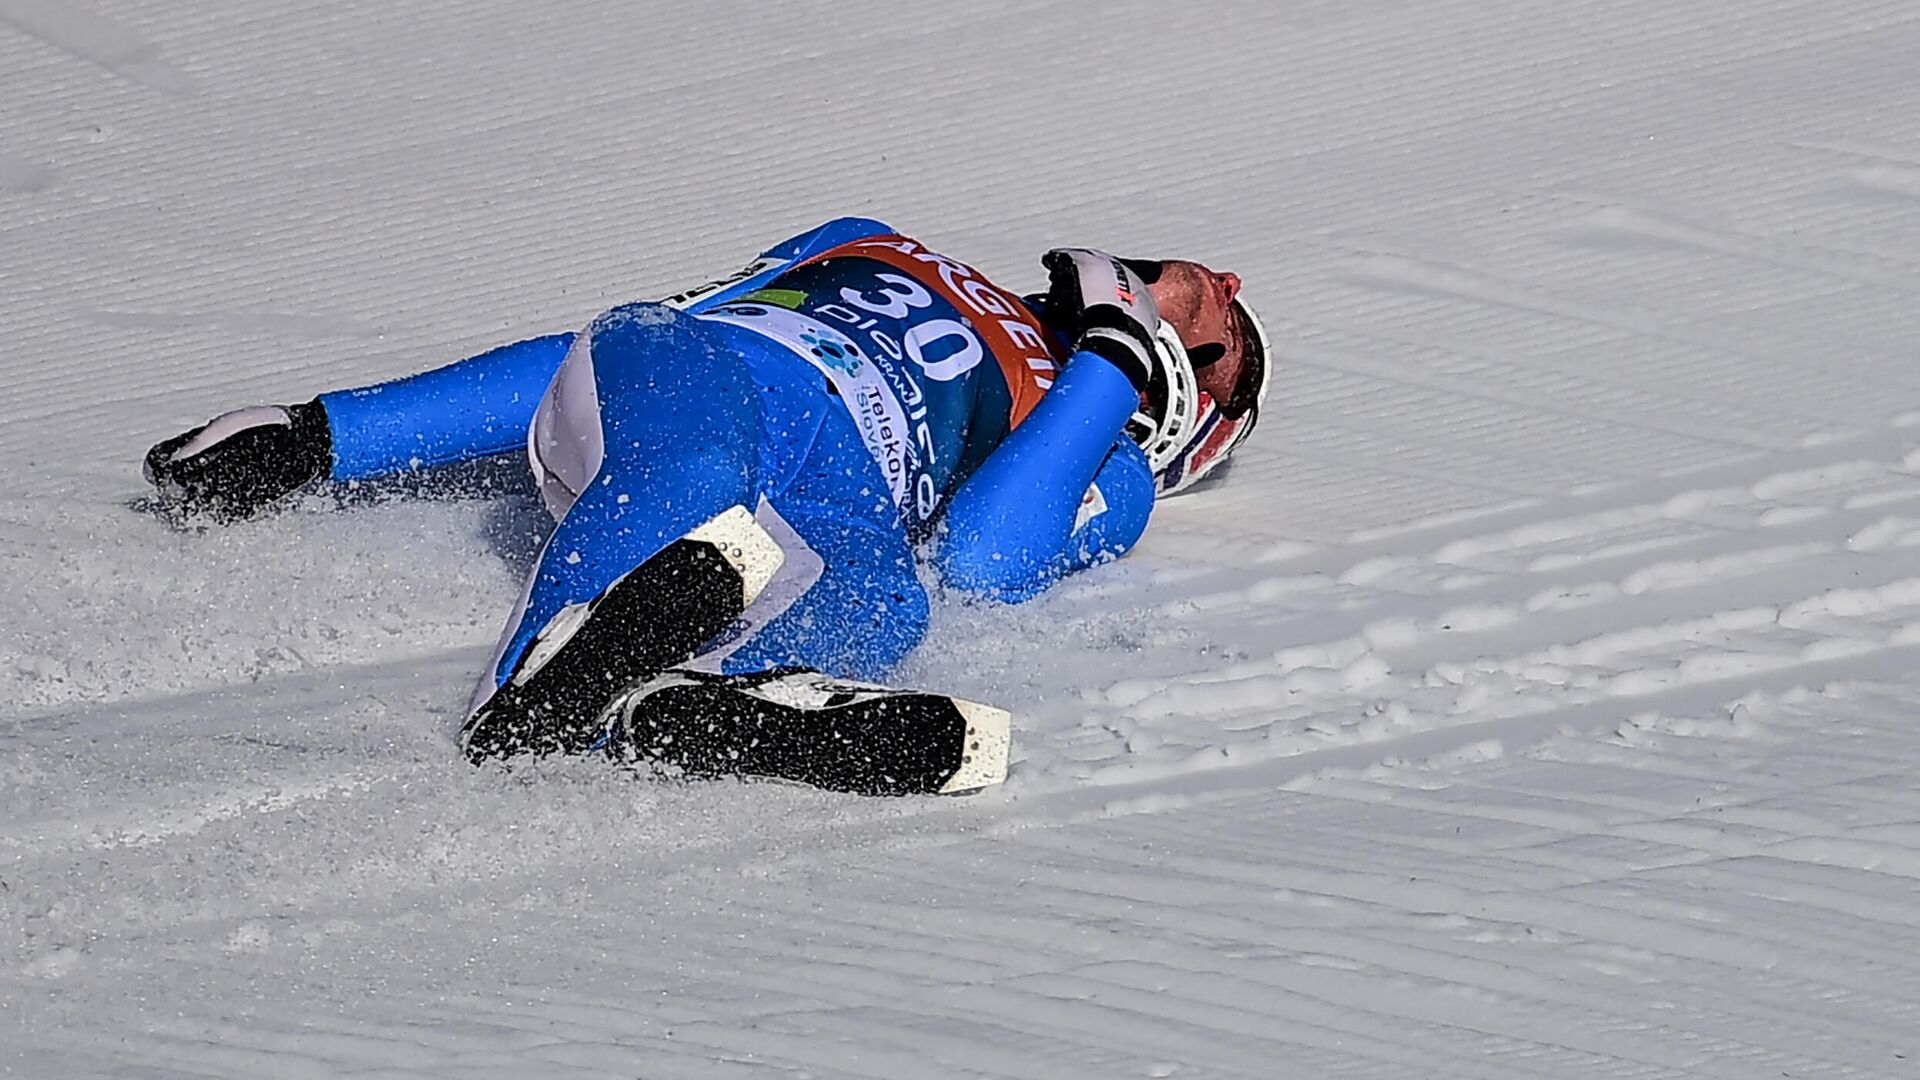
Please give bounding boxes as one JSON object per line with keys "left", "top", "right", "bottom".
{"left": 700, "top": 303, "right": 917, "bottom": 512}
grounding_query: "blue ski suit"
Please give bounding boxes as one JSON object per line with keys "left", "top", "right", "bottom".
{"left": 314, "top": 218, "right": 1156, "bottom": 693}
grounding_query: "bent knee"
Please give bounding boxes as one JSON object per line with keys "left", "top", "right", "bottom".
{"left": 933, "top": 541, "right": 1057, "bottom": 604}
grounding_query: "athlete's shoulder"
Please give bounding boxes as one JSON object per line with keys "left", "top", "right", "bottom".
{"left": 758, "top": 217, "right": 898, "bottom": 262}
{"left": 666, "top": 219, "right": 901, "bottom": 314}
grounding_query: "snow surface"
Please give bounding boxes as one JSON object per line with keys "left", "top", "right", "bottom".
{"left": 6, "top": 0, "right": 1920, "bottom": 1076}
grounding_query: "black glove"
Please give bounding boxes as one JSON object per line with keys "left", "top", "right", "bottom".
{"left": 143, "top": 398, "right": 334, "bottom": 523}
{"left": 1041, "top": 247, "right": 1163, "bottom": 391}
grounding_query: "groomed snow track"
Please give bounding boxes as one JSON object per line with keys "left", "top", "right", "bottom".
{"left": 5, "top": 1, "right": 1920, "bottom": 1076}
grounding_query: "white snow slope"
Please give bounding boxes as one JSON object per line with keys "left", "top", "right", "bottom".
{"left": 6, "top": 0, "right": 1920, "bottom": 1076}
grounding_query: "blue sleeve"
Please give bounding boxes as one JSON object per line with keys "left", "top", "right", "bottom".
{"left": 934, "top": 352, "right": 1155, "bottom": 601}
{"left": 318, "top": 332, "right": 575, "bottom": 482}
{"left": 1070, "top": 437, "right": 1156, "bottom": 569}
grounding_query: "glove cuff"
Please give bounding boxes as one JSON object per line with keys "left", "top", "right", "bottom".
{"left": 1078, "top": 327, "right": 1153, "bottom": 392}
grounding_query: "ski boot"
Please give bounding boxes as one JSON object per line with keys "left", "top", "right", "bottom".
{"left": 600, "top": 665, "right": 1012, "bottom": 796}
{"left": 462, "top": 505, "right": 785, "bottom": 762}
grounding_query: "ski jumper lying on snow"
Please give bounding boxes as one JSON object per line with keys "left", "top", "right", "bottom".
{"left": 142, "top": 218, "right": 1272, "bottom": 795}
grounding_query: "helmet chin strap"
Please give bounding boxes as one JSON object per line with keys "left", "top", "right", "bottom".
{"left": 1125, "top": 322, "right": 1204, "bottom": 484}
{"left": 1187, "top": 341, "right": 1228, "bottom": 370}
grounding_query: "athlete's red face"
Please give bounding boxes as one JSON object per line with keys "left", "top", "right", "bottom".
{"left": 1148, "top": 260, "right": 1248, "bottom": 404}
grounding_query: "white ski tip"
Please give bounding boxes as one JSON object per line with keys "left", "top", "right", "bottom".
{"left": 687, "top": 504, "right": 785, "bottom": 607}
{"left": 940, "top": 699, "right": 1012, "bottom": 794}
{"left": 175, "top": 404, "right": 292, "bottom": 462}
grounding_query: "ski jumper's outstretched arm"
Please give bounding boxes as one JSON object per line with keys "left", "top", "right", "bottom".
{"left": 934, "top": 349, "right": 1155, "bottom": 602}
{"left": 318, "top": 217, "right": 897, "bottom": 483}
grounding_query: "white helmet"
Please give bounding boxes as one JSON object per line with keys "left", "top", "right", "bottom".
{"left": 1127, "top": 294, "right": 1271, "bottom": 495}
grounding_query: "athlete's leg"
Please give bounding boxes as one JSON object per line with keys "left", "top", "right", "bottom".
{"left": 719, "top": 510, "right": 927, "bottom": 682}
{"left": 481, "top": 302, "right": 765, "bottom": 696}
{"left": 721, "top": 405, "right": 930, "bottom": 682}
{"left": 602, "top": 405, "right": 1000, "bottom": 792}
